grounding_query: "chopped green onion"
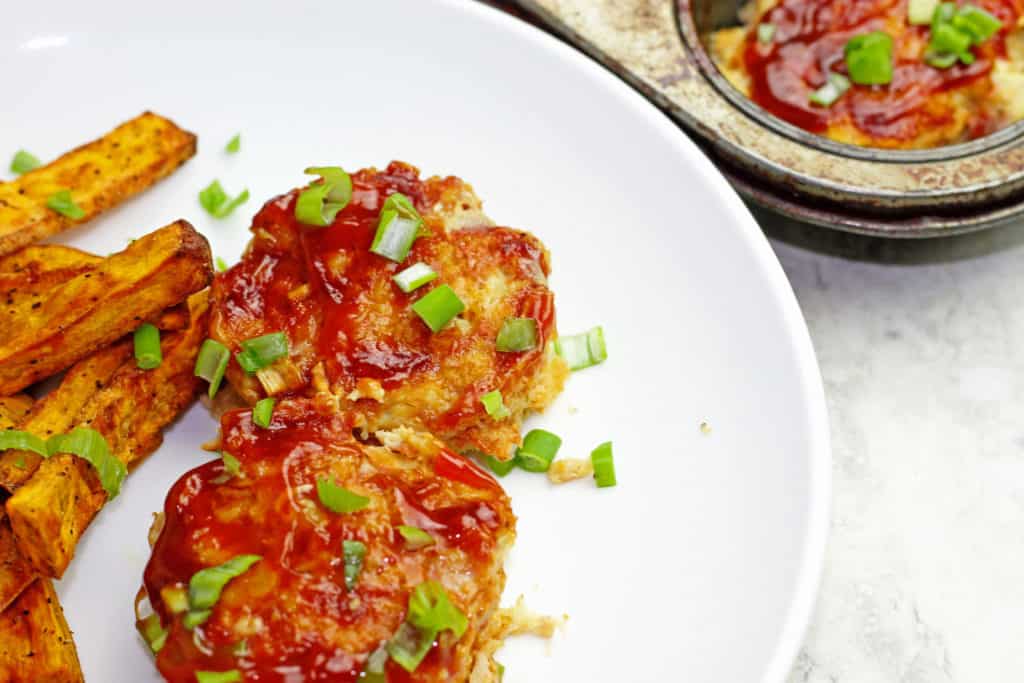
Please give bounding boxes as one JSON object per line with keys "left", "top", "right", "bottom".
{"left": 407, "top": 581, "right": 468, "bottom": 638}
{"left": 554, "top": 326, "right": 607, "bottom": 370}
{"left": 199, "top": 180, "right": 249, "bottom": 219}
{"left": 952, "top": 4, "right": 1002, "bottom": 43}
{"left": 235, "top": 332, "right": 289, "bottom": 373}
{"left": 0, "top": 430, "right": 48, "bottom": 457}
{"left": 387, "top": 621, "right": 434, "bottom": 672}
{"left": 47, "top": 428, "right": 125, "bottom": 498}
{"left": 591, "top": 441, "right": 616, "bottom": 488}
{"left": 930, "top": 21, "right": 972, "bottom": 56}
{"left": 497, "top": 661, "right": 505, "bottom": 681}
{"left": 933, "top": 1, "right": 957, "bottom": 32}
{"left": 46, "top": 189, "right": 85, "bottom": 219}
{"left": 316, "top": 477, "right": 370, "bottom": 514}
{"left": 412, "top": 285, "right": 465, "bottom": 332}
{"left": 221, "top": 452, "right": 242, "bottom": 477}
{"left": 495, "top": 317, "right": 538, "bottom": 352}
{"left": 514, "top": 429, "right": 562, "bottom": 473}
{"left": 215, "top": 257, "right": 229, "bottom": 272}
{"left": 397, "top": 525, "right": 435, "bottom": 550}
{"left": 909, "top": 0, "right": 939, "bottom": 24}
{"left": 371, "top": 192, "right": 423, "bottom": 262}
{"left": 844, "top": 31, "right": 893, "bottom": 85}
{"left": 757, "top": 22, "right": 776, "bottom": 44}
{"left": 924, "top": 50, "right": 960, "bottom": 67}
{"left": 481, "top": 454, "right": 516, "bottom": 477}
{"left": 196, "top": 672, "right": 242, "bottom": 683}
{"left": 138, "top": 613, "right": 168, "bottom": 653}
{"left": 10, "top": 150, "right": 40, "bottom": 175}
{"left": 133, "top": 323, "right": 162, "bottom": 370}
{"left": 189, "top": 555, "right": 261, "bottom": 611}
{"left": 480, "top": 390, "right": 511, "bottom": 419}
{"left": 808, "top": 72, "right": 852, "bottom": 107}
{"left": 393, "top": 262, "right": 437, "bottom": 293}
{"left": 194, "top": 339, "right": 231, "bottom": 399}
{"left": 225, "top": 134, "right": 241, "bottom": 154}
{"left": 362, "top": 645, "right": 389, "bottom": 683}
{"left": 342, "top": 540, "right": 366, "bottom": 590}
{"left": 161, "top": 585, "right": 189, "bottom": 614}
{"left": 252, "top": 398, "right": 276, "bottom": 428}
{"left": 182, "top": 609, "right": 211, "bottom": 629}
{"left": 294, "top": 166, "right": 352, "bottom": 227}
{"left": 387, "top": 581, "right": 468, "bottom": 672}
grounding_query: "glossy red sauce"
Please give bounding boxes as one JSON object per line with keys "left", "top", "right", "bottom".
{"left": 742, "top": 0, "right": 1021, "bottom": 141}
{"left": 142, "top": 401, "right": 508, "bottom": 682}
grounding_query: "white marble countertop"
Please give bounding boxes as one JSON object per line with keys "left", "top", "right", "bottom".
{"left": 754, "top": 211, "right": 1024, "bottom": 683}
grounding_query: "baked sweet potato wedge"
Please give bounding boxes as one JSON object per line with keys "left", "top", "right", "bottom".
{"left": 0, "top": 112, "right": 196, "bottom": 257}
{"left": 7, "top": 290, "right": 210, "bottom": 578}
{"left": 0, "top": 520, "right": 33, "bottom": 615}
{"left": 0, "top": 220, "right": 212, "bottom": 396}
{"left": 0, "top": 396, "right": 33, "bottom": 431}
{"left": 0, "top": 340, "right": 132, "bottom": 492}
{"left": 0, "top": 579, "right": 82, "bottom": 683}
{"left": 0, "top": 245, "right": 101, "bottom": 276}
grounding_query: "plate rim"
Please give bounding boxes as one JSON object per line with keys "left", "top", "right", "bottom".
{"left": 455, "top": 2, "right": 832, "bottom": 680}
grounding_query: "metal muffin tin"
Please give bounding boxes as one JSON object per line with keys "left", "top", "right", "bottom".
{"left": 515, "top": 0, "right": 1024, "bottom": 236}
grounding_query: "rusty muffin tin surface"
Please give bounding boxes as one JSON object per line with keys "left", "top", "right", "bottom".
{"left": 515, "top": 0, "right": 1024, "bottom": 236}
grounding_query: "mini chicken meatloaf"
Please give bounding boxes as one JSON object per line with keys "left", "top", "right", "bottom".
{"left": 210, "top": 162, "right": 568, "bottom": 460}
{"left": 138, "top": 399, "right": 514, "bottom": 682}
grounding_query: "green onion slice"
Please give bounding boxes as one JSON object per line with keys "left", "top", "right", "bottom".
{"left": 362, "top": 645, "right": 389, "bottom": 682}
{"left": 0, "top": 430, "right": 48, "bottom": 457}
{"left": 412, "top": 285, "right": 465, "bottom": 332}
{"left": 397, "top": 525, "right": 435, "bottom": 550}
{"left": 844, "top": 31, "right": 893, "bottom": 85}
{"left": 195, "top": 339, "right": 231, "bottom": 399}
{"left": 407, "top": 581, "right": 468, "bottom": 638}
{"left": 182, "top": 609, "right": 211, "bottom": 629}
{"left": 808, "top": 72, "right": 852, "bottom": 107}
{"left": 215, "top": 257, "right": 229, "bottom": 272}
{"left": 371, "top": 192, "right": 423, "bottom": 262}
{"left": 225, "top": 134, "right": 241, "bottom": 154}
{"left": 908, "top": 0, "right": 939, "bottom": 24}
{"left": 554, "top": 326, "right": 607, "bottom": 370}
{"left": 199, "top": 180, "right": 249, "bottom": 219}
{"left": 952, "top": 4, "right": 1002, "bottom": 43}
{"left": 480, "top": 390, "right": 511, "bottom": 419}
{"left": 387, "top": 621, "right": 435, "bottom": 672}
{"left": 495, "top": 317, "right": 538, "bottom": 352}
{"left": 189, "top": 555, "right": 261, "bottom": 611}
{"left": 294, "top": 166, "right": 352, "bottom": 227}
{"left": 514, "top": 429, "right": 562, "bottom": 473}
{"left": 133, "top": 323, "right": 162, "bottom": 370}
{"left": 10, "top": 150, "right": 40, "bottom": 175}
{"left": 393, "top": 262, "right": 438, "bottom": 293}
{"left": 757, "top": 22, "right": 776, "bottom": 44}
{"left": 252, "top": 397, "right": 276, "bottom": 428}
{"left": 481, "top": 454, "right": 516, "bottom": 477}
{"left": 342, "top": 539, "right": 366, "bottom": 590}
{"left": 221, "top": 452, "right": 242, "bottom": 477}
{"left": 46, "top": 189, "right": 85, "bottom": 219}
{"left": 138, "top": 613, "right": 168, "bottom": 653}
{"left": 591, "top": 441, "right": 616, "bottom": 488}
{"left": 235, "top": 332, "right": 289, "bottom": 373}
{"left": 47, "top": 428, "right": 126, "bottom": 498}
{"left": 316, "top": 477, "right": 370, "bottom": 514}
{"left": 196, "top": 671, "right": 242, "bottom": 683}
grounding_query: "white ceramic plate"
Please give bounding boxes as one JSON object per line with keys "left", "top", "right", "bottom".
{"left": 2, "top": 1, "right": 830, "bottom": 681}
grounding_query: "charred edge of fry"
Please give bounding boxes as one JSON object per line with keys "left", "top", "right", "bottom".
{"left": 0, "top": 220, "right": 212, "bottom": 396}
{"left": 0, "top": 519, "right": 34, "bottom": 615}
{"left": 0, "top": 111, "right": 197, "bottom": 257}
{"left": 0, "top": 579, "right": 83, "bottom": 683}
{"left": 6, "top": 291, "right": 209, "bottom": 578}
{"left": 0, "top": 339, "right": 133, "bottom": 493}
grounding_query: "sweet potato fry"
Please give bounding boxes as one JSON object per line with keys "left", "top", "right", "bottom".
{"left": 0, "top": 579, "right": 82, "bottom": 682}
{"left": 0, "top": 396, "right": 33, "bottom": 430}
{"left": 0, "top": 112, "right": 197, "bottom": 257}
{"left": 0, "top": 245, "right": 101, "bottom": 276}
{"left": 0, "top": 520, "right": 33, "bottom": 615}
{"left": 0, "top": 340, "right": 132, "bottom": 492}
{"left": 0, "top": 220, "right": 212, "bottom": 396}
{"left": 7, "top": 291, "right": 210, "bottom": 578}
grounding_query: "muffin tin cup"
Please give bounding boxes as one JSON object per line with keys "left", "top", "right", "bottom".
{"left": 516, "top": 0, "right": 1024, "bottom": 236}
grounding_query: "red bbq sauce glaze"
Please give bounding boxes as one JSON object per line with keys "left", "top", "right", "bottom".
{"left": 742, "top": 0, "right": 1022, "bottom": 142}
{"left": 210, "top": 162, "right": 557, "bottom": 450}
{"left": 141, "top": 400, "right": 514, "bottom": 682}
